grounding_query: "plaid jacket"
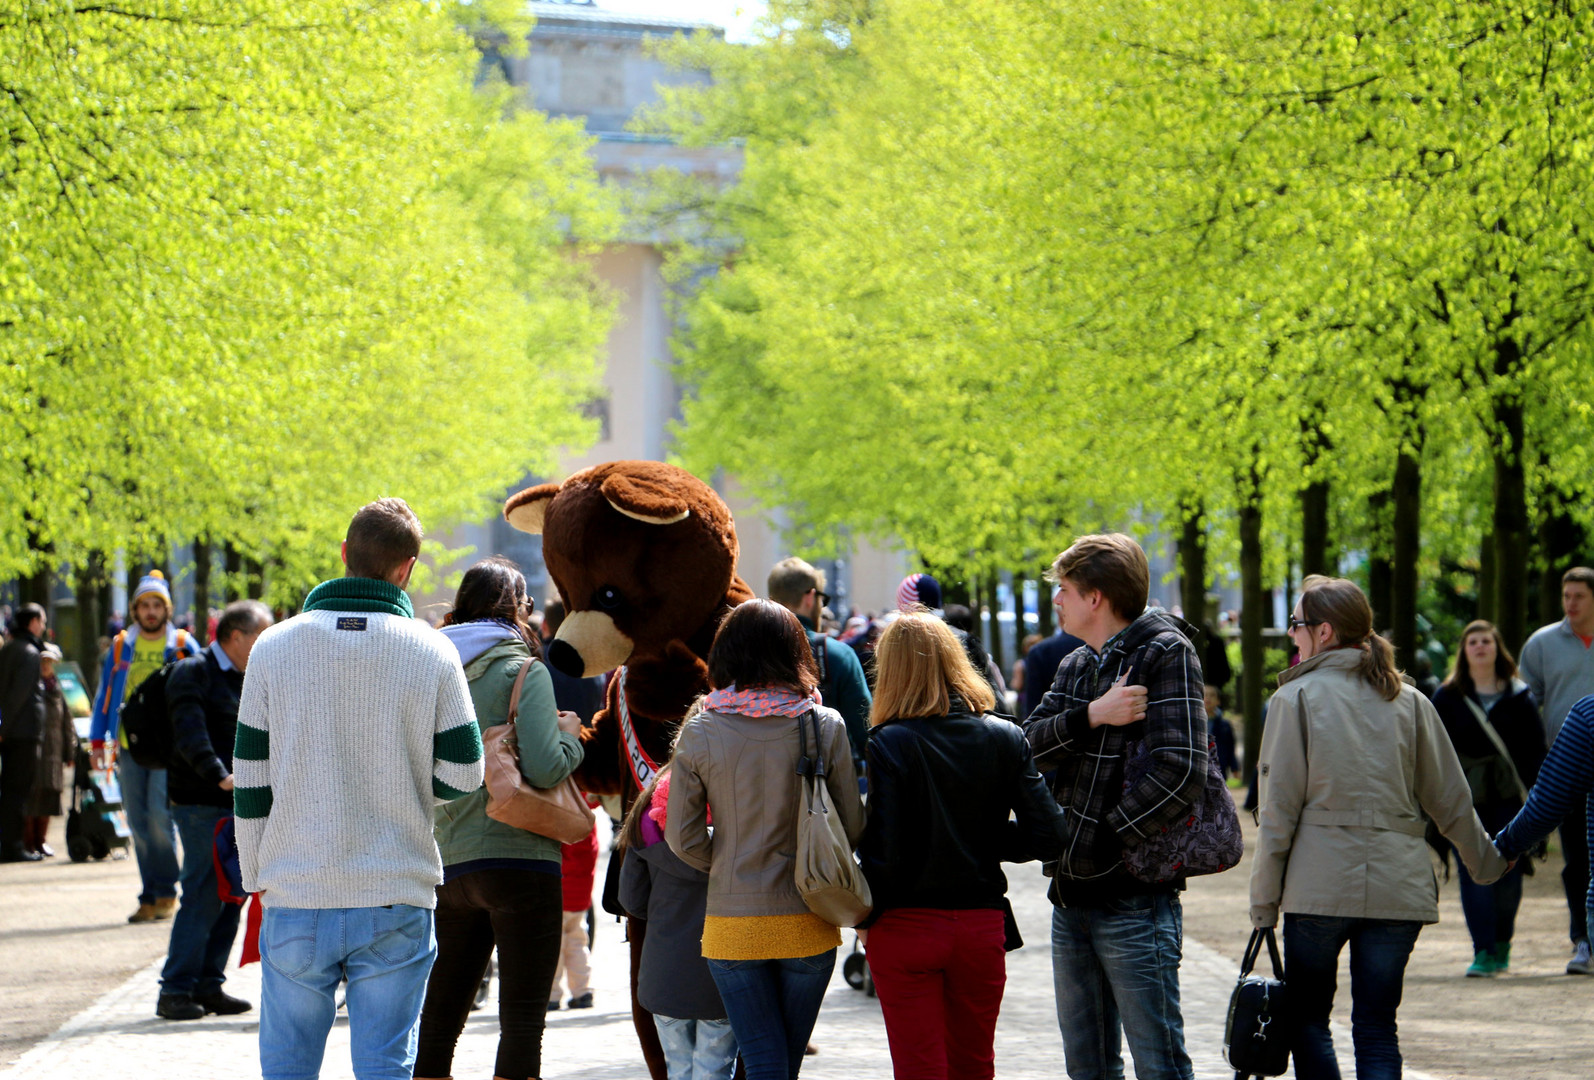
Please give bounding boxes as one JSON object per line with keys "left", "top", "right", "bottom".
{"left": 1023, "top": 610, "right": 1208, "bottom": 882}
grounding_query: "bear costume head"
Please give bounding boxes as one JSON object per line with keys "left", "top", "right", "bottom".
{"left": 504, "top": 461, "right": 754, "bottom": 746}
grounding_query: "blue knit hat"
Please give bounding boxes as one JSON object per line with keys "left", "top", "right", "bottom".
{"left": 132, "top": 570, "right": 172, "bottom": 609}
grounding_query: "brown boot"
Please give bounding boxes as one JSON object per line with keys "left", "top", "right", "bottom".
{"left": 128, "top": 903, "right": 159, "bottom": 924}
{"left": 152, "top": 897, "right": 177, "bottom": 920}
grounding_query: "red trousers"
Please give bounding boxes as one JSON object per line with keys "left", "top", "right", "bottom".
{"left": 865, "top": 907, "right": 1007, "bottom": 1080}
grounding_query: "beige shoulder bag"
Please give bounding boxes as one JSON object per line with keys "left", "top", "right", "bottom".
{"left": 483, "top": 659, "right": 595, "bottom": 844}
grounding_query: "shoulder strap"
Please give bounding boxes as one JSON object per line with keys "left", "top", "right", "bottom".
{"left": 112, "top": 630, "right": 129, "bottom": 671}
{"left": 505, "top": 657, "right": 536, "bottom": 726}
{"left": 1463, "top": 695, "right": 1529, "bottom": 803}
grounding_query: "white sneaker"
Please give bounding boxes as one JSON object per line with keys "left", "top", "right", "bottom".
{"left": 1567, "top": 940, "right": 1592, "bottom": 975}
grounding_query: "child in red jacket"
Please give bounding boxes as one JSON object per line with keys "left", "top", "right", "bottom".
{"left": 549, "top": 810, "right": 600, "bottom": 1010}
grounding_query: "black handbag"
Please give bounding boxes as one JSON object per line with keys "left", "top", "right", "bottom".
{"left": 1224, "top": 927, "right": 1292, "bottom": 1080}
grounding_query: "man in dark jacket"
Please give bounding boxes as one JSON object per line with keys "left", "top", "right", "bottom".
{"left": 0, "top": 604, "right": 48, "bottom": 862}
{"left": 1023, "top": 620, "right": 1087, "bottom": 719}
{"left": 770, "top": 557, "right": 872, "bottom": 773}
{"left": 1024, "top": 534, "right": 1206, "bottom": 1080}
{"left": 156, "top": 600, "right": 272, "bottom": 1021}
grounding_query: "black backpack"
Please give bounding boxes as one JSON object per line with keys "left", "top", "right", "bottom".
{"left": 119, "top": 662, "right": 183, "bottom": 769}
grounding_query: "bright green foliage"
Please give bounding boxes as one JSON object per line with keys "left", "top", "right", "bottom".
{"left": 2, "top": 0, "right": 614, "bottom": 601}
{"left": 647, "top": 0, "right": 1594, "bottom": 604}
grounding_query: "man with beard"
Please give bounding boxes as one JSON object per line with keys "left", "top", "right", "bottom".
{"left": 90, "top": 571, "right": 200, "bottom": 923}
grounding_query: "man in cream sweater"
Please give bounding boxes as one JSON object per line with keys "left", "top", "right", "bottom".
{"left": 234, "top": 498, "right": 484, "bottom": 1080}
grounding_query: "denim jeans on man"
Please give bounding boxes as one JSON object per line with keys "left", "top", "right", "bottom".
{"left": 655, "top": 1015, "right": 738, "bottom": 1080}
{"left": 1283, "top": 914, "right": 1422, "bottom": 1080}
{"left": 119, "top": 755, "right": 179, "bottom": 903}
{"left": 1050, "top": 891, "right": 1193, "bottom": 1080}
{"left": 259, "top": 905, "right": 437, "bottom": 1080}
{"left": 707, "top": 950, "right": 834, "bottom": 1080}
{"left": 160, "top": 805, "right": 241, "bottom": 996}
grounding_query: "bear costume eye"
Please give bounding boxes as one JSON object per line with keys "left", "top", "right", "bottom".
{"left": 594, "top": 586, "right": 624, "bottom": 613}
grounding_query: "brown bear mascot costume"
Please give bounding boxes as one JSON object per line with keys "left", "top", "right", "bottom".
{"left": 504, "top": 461, "right": 753, "bottom": 1080}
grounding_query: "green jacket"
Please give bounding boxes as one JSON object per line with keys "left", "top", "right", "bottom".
{"left": 434, "top": 640, "right": 584, "bottom": 867}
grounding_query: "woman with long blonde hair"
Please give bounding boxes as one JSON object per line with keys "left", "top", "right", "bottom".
{"left": 858, "top": 611, "right": 1065, "bottom": 1080}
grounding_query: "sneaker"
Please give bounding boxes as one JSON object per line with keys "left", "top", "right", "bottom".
{"left": 547, "top": 1000, "right": 560, "bottom": 1012}
{"left": 152, "top": 897, "right": 177, "bottom": 920}
{"left": 1466, "top": 950, "right": 1495, "bottom": 977}
{"left": 195, "top": 989, "right": 252, "bottom": 1015}
{"left": 156, "top": 994, "right": 205, "bottom": 1021}
{"left": 128, "top": 903, "right": 159, "bottom": 924}
{"left": 566, "top": 992, "right": 593, "bottom": 1009}
{"left": 1491, "top": 942, "right": 1512, "bottom": 972}
{"left": 1568, "top": 939, "right": 1593, "bottom": 975}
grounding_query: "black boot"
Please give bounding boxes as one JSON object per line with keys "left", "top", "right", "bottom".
{"left": 156, "top": 994, "right": 205, "bottom": 1020}
{"left": 194, "top": 989, "right": 253, "bottom": 1015}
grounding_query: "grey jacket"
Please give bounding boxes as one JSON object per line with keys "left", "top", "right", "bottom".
{"left": 1518, "top": 619, "right": 1594, "bottom": 745}
{"left": 666, "top": 706, "right": 865, "bottom": 918}
{"left": 1250, "top": 648, "right": 1508, "bottom": 928}
{"left": 619, "top": 840, "right": 726, "bottom": 1021}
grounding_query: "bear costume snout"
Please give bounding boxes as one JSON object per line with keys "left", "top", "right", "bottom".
{"left": 546, "top": 610, "right": 634, "bottom": 678}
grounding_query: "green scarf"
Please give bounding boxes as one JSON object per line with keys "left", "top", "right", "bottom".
{"left": 302, "top": 577, "right": 414, "bottom": 619}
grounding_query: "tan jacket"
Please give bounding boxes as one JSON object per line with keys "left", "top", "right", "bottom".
{"left": 1250, "top": 648, "right": 1508, "bottom": 928}
{"left": 667, "top": 706, "right": 866, "bottom": 918}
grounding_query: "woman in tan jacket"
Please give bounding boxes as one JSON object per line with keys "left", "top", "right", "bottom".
{"left": 1249, "top": 576, "right": 1508, "bottom": 1080}
{"left": 667, "top": 599, "right": 865, "bottom": 1080}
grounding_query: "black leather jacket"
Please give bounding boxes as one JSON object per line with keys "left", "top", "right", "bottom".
{"left": 859, "top": 701, "right": 1065, "bottom": 925}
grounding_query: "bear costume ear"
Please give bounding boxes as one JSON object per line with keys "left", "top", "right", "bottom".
{"left": 504, "top": 482, "right": 561, "bottom": 534}
{"left": 601, "top": 471, "right": 691, "bottom": 526}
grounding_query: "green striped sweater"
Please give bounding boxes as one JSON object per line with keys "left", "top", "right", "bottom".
{"left": 234, "top": 579, "right": 484, "bottom": 909}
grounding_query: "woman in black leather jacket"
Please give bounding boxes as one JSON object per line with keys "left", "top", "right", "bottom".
{"left": 858, "top": 611, "right": 1066, "bottom": 1080}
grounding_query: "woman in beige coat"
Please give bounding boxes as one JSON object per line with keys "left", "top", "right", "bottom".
{"left": 1249, "top": 576, "right": 1508, "bottom": 1080}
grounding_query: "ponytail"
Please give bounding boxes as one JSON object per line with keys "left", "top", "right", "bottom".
{"left": 1358, "top": 632, "right": 1402, "bottom": 701}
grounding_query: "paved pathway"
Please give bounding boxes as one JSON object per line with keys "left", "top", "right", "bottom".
{"left": 2, "top": 836, "right": 1393, "bottom": 1080}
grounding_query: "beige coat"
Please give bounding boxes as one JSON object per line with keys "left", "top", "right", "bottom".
{"left": 667, "top": 705, "right": 865, "bottom": 918}
{"left": 1250, "top": 648, "right": 1508, "bottom": 928}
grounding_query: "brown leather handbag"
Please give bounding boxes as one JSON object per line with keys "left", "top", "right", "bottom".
{"left": 482, "top": 659, "right": 594, "bottom": 844}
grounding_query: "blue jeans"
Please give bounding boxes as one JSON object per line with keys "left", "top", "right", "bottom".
{"left": 707, "top": 950, "right": 835, "bottom": 1080}
{"left": 1455, "top": 848, "right": 1525, "bottom": 955}
{"left": 1283, "top": 914, "right": 1422, "bottom": 1080}
{"left": 118, "top": 756, "right": 179, "bottom": 903}
{"left": 655, "top": 1014, "right": 739, "bottom": 1080}
{"left": 160, "top": 804, "right": 241, "bottom": 996}
{"left": 1050, "top": 892, "right": 1192, "bottom": 1080}
{"left": 259, "top": 905, "right": 437, "bottom": 1080}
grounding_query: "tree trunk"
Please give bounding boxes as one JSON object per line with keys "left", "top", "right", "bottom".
{"left": 1492, "top": 394, "right": 1529, "bottom": 652}
{"left": 1478, "top": 532, "right": 1497, "bottom": 622}
{"left": 193, "top": 539, "right": 212, "bottom": 646}
{"left": 74, "top": 555, "right": 105, "bottom": 689}
{"left": 1537, "top": 477, "right": 1585, "bottom": 626}
{"left": 1367, "top": 489, "right": 1393, "bottom": 632}
{"left": 1178, "top": 500, "right": 1207, "bottom": 626}
{"left": 1391, "top": 448, "right": 1422, "bottom": 668}
{"left": 1238, "top": 465, "right": 1266, "bottom": 790}
{"left": 246, "top": 557, "right": 266, "bottom": 601}
{"left": 223, "top": 543, "right": 242, "bottom": 603}
{"left": 1038, "top": 572, "right": 1055, "bottom": 637}
{"left": 984, "top": 576, "right": 1005, "bottom": 672}
{"left": 1300, "top": 480, "right": 1332, "bottom": 578}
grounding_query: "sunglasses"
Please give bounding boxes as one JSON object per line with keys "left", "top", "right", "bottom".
{"left": 1287, "top": 616, "right": 1321, "bottom": 632}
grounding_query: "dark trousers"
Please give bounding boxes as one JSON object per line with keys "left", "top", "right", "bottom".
{"left": 1284, "top": 914, "right": 1421, "bottom": 1080}
{"left": 708, "top": 951, "right": 836, "bottom": 1080}
{"left": 1560, "top": 809, "right": 1589, "bottom": 944}
{"left": 867, "top": 907, "right": 1006, "bottom": 1080}
{"left": 414, "top": 868, "right": 562, "bottom": 1080}
{"left": 1455, "top": 803, "right": 1525, "bottom": 954}
{"left": 161, "top": 804, "right": 241, "bottom": 996}
{"left": 0, "top": 739, "right": 40, "bottom": 857}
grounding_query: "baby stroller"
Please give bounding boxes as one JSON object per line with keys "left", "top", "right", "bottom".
{"left": 66, "top": 745, "right": 131, "bottom": 862}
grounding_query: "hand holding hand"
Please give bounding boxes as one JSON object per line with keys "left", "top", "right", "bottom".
{"left": 1088, "top": 673, "right": 1148, "bottom": 728}
{"left": 220, "top": 775, "right": 235, "bottom": 792}
{"left": 556, "top": 710, "right": 583, "bottom": 736}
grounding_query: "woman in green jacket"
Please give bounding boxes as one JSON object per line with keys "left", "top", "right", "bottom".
{"left": 415, "top": 558, "right": 584, "bottom": 1080}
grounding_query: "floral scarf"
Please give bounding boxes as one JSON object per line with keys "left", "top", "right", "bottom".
{"left": 702, "top": 684, "right": 822, "bottom": 717}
